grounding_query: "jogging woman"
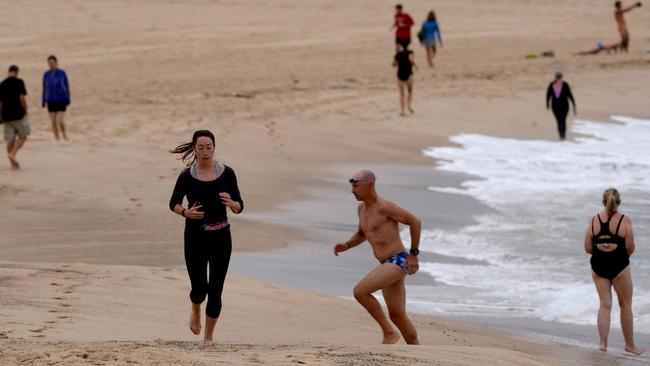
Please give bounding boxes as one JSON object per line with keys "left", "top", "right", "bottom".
{"left": 169, "top": 129, "right": 243, "bottom": 346}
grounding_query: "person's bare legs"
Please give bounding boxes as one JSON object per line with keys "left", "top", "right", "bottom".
{"left": 353, "top": 263, "right": 405, "bottom": 344}
{"left": 8, "top": 138, "right": 26, "bottom": 169}
{"left": 426, "top": 46, "right": 433, "bottom": 67}
{"left": 592, "top": 272, "right": 612, "bottom": 351}
{"left": 189, "top": 303, "right": 201, "bottom": 335}
{"left": 382, "top": 274, "right": 419, "bottom": 344}
{"left": 49, "top": 112, "right": 60, "bottom": 140}
{"left": 6, "top": 141, "right": 18, "bottom": 169}
{"left": 612, "top": 268, "right": 645, "bottom": 355}
{"left": 397, "top": 79, "right": 406, "bottom": 116}
{"left": 203, "top": 316, "right": 218, "bottom": 346}
{"left": 57, "top": 112, "right": 68, "bottom": 140}
{"left": 406, "top": 77, "right": 414, "bottom": 114}
{"left": 429, "top": 45, "right": 437, "bottom": 67}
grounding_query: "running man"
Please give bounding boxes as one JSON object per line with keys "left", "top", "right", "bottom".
{"left": 615, "top": 1, "right": 642, "bottom": 52}
{"left": 0, "top": 65, "right": 30, "bottom": 170}
{"left": 42, "top": 55, "right": 71, "bottom": 140}
{"left": 333, "top": 170, "right": 420, "bottom": 345}
{"left": 391, "top": 4, "right": 414, "bottom": 52}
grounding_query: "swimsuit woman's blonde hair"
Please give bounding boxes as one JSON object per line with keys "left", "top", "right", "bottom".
{"left": 602, "top": 188, "right": 621, "bottom": 217}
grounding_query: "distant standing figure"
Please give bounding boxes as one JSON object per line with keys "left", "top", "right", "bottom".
{"left": 584, "top": 188, "right": 645, "bottom": 356}
{"left": 42, "top": 55, "right": 70, "bottom": 140}
{"left": 391, "top": 4, "right": 414, "bottom": 52}
{"left": 393, "top": 43, "right": 417, "bottom": 116}
{"left": 546, "top": 70, "right": 576, "bottom": 140}
{"left": 0, "top": 65, "right": 30, "bottom": 170}
{"left": 420, "top": 11, "right": 443, "bottom": 67}
{"left": 615, "top": 1, "right": 642, "bottom": 52}
{"left": 169, "top": 130, "right": 244, "bottom": 346}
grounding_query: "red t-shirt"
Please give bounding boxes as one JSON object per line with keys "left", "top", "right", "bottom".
{"left": 394, "top": 13, "right": 414, "bottom": 39}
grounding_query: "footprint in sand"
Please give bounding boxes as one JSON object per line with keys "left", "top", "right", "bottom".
{"left": 50, "top": 282, "right": 62, "bottom": 286}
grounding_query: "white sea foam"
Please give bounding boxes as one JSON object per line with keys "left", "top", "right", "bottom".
{"left": 413, "top": 116, "right": 650, "bottom": 332}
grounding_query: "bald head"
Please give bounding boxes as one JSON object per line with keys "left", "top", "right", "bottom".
{"left": 351, "top": 170, "right": 376, "bottom": 183}
{"left": 349, "top": 170, "right": 377, "bottom": 201}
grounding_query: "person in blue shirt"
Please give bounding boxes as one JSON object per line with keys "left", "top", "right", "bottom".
{"left": 420, "top": 11, "right": 443, "bottom": 67}
{"left": 42, "top": 55, "right": 70, "bottom": 140}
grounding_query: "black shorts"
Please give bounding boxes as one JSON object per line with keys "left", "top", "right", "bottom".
{"left": 47, "top": 103, "right": 68, "bottom": 113}
{"left": 397, "top": 71, "right": 412, "bottom": 82}
{"left": 396, "top": 37, "right": 411, "bottom": 49}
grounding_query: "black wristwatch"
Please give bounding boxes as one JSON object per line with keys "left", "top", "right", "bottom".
{"left": 409, "top": 248, "right": 420, "bottom": 256}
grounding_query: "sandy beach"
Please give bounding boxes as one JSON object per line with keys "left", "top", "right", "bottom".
{"left": 2, "top": 0, "right": 650, "bottom": 364}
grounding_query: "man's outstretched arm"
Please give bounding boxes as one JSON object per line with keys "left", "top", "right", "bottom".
{"left": 334, "top": 223, "right": 366, "bottom": 256}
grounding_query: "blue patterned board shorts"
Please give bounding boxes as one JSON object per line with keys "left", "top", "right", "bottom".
{"left": 383, "top": 251, "right": 409, "bottom": 272}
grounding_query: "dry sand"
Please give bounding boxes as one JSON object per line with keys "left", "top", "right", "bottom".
{"left": 1, "top": 261, "right": 637, "bottom": 365}
{"left": 1, "top": 0, "right": 650, "bottom": 364}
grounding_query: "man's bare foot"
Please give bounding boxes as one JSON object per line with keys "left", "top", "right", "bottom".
{"left": 203, "top": 338, "right": 214, "bottom": 346}
{"left": 598, "top": 344, "right": 607, "bottom": 352}
{"left": 400, "top": 111, "right": 406, "bottom": 117}
{"left": 189, "top": 310, "right": 201, "bottom": 335}
{"left": 382, "top": 332, "right": 400, "bottom": 344}
{"left": 8, "top": 155, "right": 19, "bottom": 170}
{"left": 625, "top": 345, "right": 645, "bottom": 355}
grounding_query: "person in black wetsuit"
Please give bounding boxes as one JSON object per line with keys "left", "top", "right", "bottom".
{"left": 546, "top": 70, "right": 576, "bottom": 140}
{"left": 169, "top": 130, "right": 243, "bottom": 346}
{"left": 392, "top": 43, "right": 417, "bottom": 116}
{"left": 584, "top": 188, "right": 644, "bottom": 355}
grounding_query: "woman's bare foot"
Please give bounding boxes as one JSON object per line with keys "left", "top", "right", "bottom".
{"left": 189, "top": 309, "right": 201, "bottom": 335}
{"left": 625, "top": 345, "right": 646, "bottom": 355}
{"left": 203, "top": 338, "right": 214, "bottom": 346}
{"left": 408, "top": 107, "right": 414, "bottom": 114}
{"left": 382, "top": 331, "right": 400, "bottom": 344}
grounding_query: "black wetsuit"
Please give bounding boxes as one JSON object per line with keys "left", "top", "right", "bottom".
{"left": 169, "top": 164, "right": 243, "bottom": 318}
{"left": 546, "top": 82, "right": 576, "bottom": 140}
{"left": 395, "top": 50, "right": 414, "bottom": 82}
{"left": 590, "top": 213, "right": 629, "bottom": 280}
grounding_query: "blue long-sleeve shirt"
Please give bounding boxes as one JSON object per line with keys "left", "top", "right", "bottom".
{"left": 42, "top": 69, "right": 70, "bottom": 107}
{"left": 421, "top": 20, "right": 442, "bottom": 44}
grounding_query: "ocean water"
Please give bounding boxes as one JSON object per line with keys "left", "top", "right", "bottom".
{"left": 411, "top": 116, "right": 650, "bottom": 333}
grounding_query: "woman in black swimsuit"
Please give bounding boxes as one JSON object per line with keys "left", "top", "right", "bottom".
{"left": 169, "top": 130, "right": 243, "bottom": 346}
{"left": 584, "top": 188, "right": 644, "bottom": 355}
{"left": 393, "top": 43, "right": 417, "bottom": 116}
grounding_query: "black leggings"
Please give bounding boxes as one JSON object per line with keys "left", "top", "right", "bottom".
{"left": 184, "top": 227, "right": 232, "bottom": 318}
{"left": 552, "top": 107, "right": 568, "bottom": 139}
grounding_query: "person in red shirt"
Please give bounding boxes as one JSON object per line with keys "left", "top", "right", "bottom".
{"left": 391, "top": 4, "right": 414, "bottom": 52}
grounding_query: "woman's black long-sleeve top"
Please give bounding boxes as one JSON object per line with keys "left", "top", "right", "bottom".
{"left": 546, "top": 81, "right": 576, "bottom": 111}
{"left": 169, "top": 165, "right": 243, "bottom": 229}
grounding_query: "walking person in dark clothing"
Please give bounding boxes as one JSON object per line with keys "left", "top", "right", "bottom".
{"left": 546, "top": 70, "right": 576, "bottom": 140}
{"left": 393, "top": 43, "right": 417, "bottom": 116}
{"left": 0, "top": 65, "right": 30, "bottom": 170}
{"left": 169, "top": 130, "right": 244, "bottom": 346}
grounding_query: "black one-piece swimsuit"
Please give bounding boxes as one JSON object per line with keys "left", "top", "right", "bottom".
{"left": 590, "top": 213, "right": 629, "bottom": 280}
